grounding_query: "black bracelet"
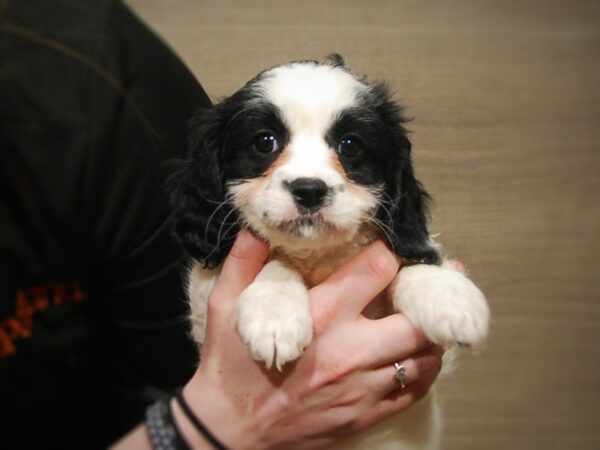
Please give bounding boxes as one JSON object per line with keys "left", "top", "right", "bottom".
{"left": 174, "top": 387, "right": 229, "bottom": 450}
{"left": 145, "top": 397, "right": 190, "bottom": 450}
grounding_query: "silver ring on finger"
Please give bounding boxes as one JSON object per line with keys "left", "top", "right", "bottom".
{"left": 393, "top": 362, "right": 408, "bottom": 389}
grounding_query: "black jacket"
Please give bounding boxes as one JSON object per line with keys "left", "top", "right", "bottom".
{"left": 0, "top": 0, "right": 210, "bottom": 447}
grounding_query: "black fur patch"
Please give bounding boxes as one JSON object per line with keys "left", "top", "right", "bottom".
{"left": 168, "top": 84, "right": 289, "bottom": 267}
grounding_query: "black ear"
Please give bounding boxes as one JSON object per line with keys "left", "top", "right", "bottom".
{"left": 324, "top": 53, "right": 349, "bottom": 69}
{"left": 375, "top": 100, "right": 441, "bottom": 265}
{"left": 168, "top": 107, "right": 239, "bottom": 268}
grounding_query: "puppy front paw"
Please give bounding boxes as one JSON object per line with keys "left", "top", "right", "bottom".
{"left": 392, "top": 263, "right": 490, "bottom": 348}
{"left": 237, "top": 279, "right": 313, "bottom": 370}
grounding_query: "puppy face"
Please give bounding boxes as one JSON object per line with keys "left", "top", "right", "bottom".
{"left": 224, "top": 63, "right": 384, "bottom": 250}
{"left": 170, "top": 56, "right": 440, "bottom": 267}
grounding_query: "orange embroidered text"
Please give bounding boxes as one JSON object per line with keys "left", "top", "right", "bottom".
{"left": 0, "top": 282, "right": 87, "bottom": 358}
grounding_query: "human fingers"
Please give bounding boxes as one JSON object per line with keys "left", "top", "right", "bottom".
{"left": 208, "top": 230, "right": 269, "bottom": 318}
{"left": 365, "top": 345, "right": 444, "bottom": 398}
{"left": 355, "top": 364, "right": 442, "bottom": 430}
{"left": 444, "top": 259, "right": 466, "bottom": 273}
{"left": 309, "top": 240, "right": 400, "bottom": 331}
{"left": 354, "top": 314, "right": 432, "bottom": 367}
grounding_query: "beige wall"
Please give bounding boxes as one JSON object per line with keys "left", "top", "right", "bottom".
{"left": 127, "top": 1, "right": 600, "bottom": 448}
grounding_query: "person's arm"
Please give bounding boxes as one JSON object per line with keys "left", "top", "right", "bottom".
{"left": 113, "top": 231, "right": 442, "bottom": 450}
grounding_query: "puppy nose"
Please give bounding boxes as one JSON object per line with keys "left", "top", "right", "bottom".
{"left": 287, "top": 177, "right": 329, "bottom": 209}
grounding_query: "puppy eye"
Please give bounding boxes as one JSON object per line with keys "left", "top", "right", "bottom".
{"left": 253, "top": 132, "right": 280, "bottom": 154}
{"left": 337, "top": 136, "right": 362, "bottom": 158}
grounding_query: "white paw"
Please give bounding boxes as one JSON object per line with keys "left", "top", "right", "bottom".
{"left": 237, "top": 278, "right": 313, "bottom": 370}
{"left": 392, "top": 263, "right": 490, "bottom": 347}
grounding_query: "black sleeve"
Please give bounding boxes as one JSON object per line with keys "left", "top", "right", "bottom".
{"left": 0, "top": 0, "right": 210, "bottom": 447}
{"left": 84, "top": 0, "right": 206, "bottom": 387}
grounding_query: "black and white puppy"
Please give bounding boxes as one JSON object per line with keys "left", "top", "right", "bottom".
{"left": 170, "top": 55, "right": 489, "bottom": 449}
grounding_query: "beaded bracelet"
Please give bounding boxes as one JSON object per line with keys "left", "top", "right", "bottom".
{"left": 145, "top": 397, "right": 190, "bottom": 450}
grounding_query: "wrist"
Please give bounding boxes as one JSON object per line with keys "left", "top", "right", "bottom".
{"left": 171, "top": 397, "right": 218, "bottom": 450}
{"left": 179, "top": 370, "right": 259, "bottom": 450}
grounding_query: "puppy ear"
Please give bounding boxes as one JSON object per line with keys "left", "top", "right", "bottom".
{"left": 324, "top": 53, "right": 349, "bottom": 69}
{"left": 168, "top": 107, "right": 238, "bottom": 268}
{"left": 374, "top": 93, "right": 441, "bottom": 265}
{"left": 385, "top": 144, "right": 441, "bottom": 265}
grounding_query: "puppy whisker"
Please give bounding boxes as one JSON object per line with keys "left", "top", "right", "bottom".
{"left": 203, "top": 207, "right": 242, "bottom": 263}
{"left": 196, "top": 193, "right": 227, "bottom": 206}
{"left": 367, "top": 216, "right": 396, "bottom": 252}
{"left": 203, "top": 198, "right": 232, "bottom": 245}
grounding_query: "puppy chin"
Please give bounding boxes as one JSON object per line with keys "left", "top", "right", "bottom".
{"left": 245, "top": 210, "right": 361, "bottom": 253}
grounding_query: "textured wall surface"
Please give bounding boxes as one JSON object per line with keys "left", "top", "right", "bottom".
{"left": 127, "top": 1, "right": 600, "bottom": 448}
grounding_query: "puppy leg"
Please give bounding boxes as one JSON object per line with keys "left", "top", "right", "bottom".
{"left": 390, "top": 261, "right": 489, "bottom": 348}
{"left": 237, "top": 260, "right": 313, "bottom": 370}
{"left": 187, "top": 261, "right": 219, "bottom": 344}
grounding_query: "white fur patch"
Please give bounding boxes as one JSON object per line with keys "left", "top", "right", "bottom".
{"left": 256, "top": 62, "right": 366, "bottom": 135}
{"left": 187, "top": 261, "right": 219, "bottom": 344}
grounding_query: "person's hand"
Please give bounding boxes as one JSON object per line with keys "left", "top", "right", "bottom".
{"left": 174, "top": 230, "right": 443, "bottom": 450}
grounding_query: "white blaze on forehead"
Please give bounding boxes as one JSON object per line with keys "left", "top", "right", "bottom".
{"left": 254, "top": 63, "right": 366, "bottom": 183}
{"left": 256, "top": 63, "right": 365, "bottom": 135}
{"left": 283, "top": 134, "right": 333, "bottom": 180}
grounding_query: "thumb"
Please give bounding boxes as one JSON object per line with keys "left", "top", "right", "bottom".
{"left": 209, "top": 230, "right": 269, "bottom": 310}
